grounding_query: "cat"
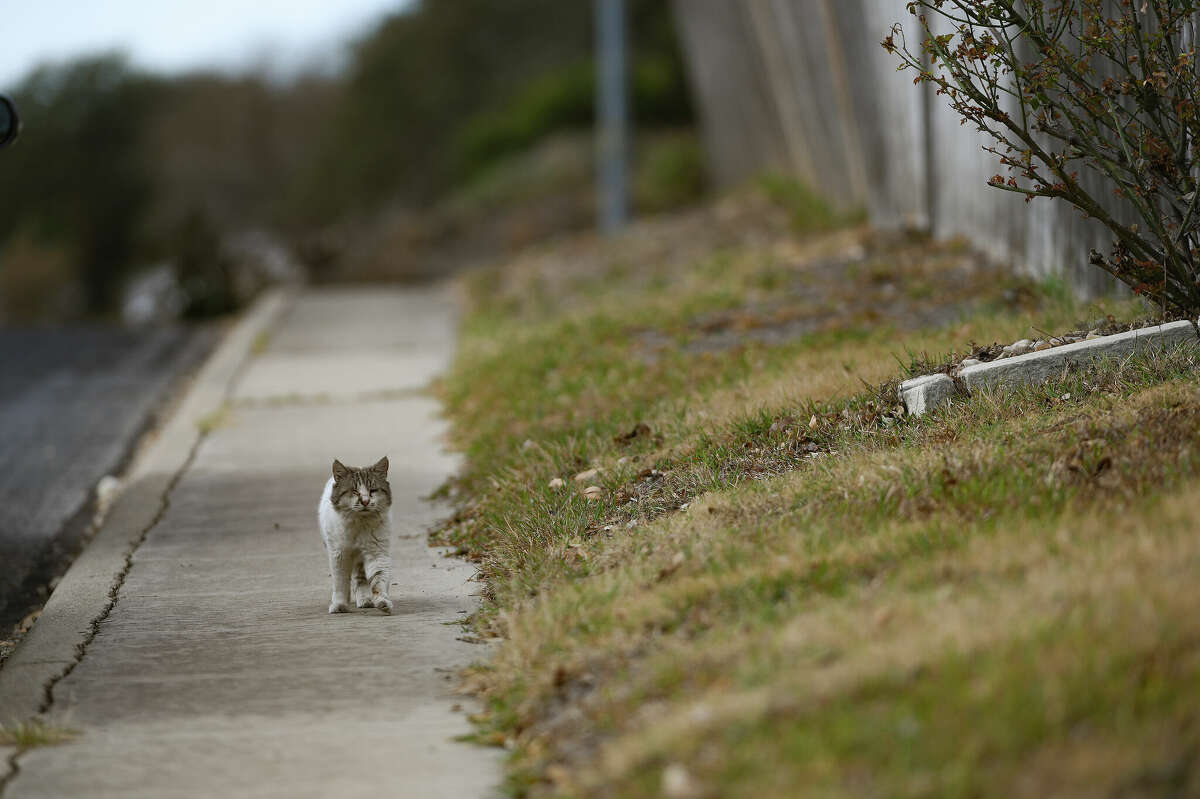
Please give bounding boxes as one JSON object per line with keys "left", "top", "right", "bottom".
{"left": 317, "top": 456, "right": 393, "bottom": 614}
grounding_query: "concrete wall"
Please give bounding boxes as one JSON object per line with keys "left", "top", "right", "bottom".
{"left": 670, "top": 0, "right": 1122, "bottom": 295}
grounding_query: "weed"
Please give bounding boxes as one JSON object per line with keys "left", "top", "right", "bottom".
{"left": 250, "top": 330, "right": 271, "bottom": 355}
{"left": 0, "top": 720, "right": 77, "bottom": 750}
{"left": 195, "top": 403, "right": 231, "bottom": 434}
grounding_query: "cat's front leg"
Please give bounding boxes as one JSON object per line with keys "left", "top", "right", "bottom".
{"left": 365, "top": 555, "right": 393, "bottom": 615}
{"left": 351, "top": 561, "right": 373, "bottom": 608}
{"left": 327, "top": 547, "right": 353, "bottom": 614}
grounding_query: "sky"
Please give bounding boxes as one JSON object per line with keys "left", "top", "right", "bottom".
{"left": 0, "top": 0, "right": 415, "bottom": 90}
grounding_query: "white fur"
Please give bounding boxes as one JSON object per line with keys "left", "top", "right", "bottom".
{"left": 318, "top": 476, "right": 393, "bottom": 614}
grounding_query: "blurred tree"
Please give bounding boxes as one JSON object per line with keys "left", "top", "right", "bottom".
{"left": 0, "top": 4, "right": 696, "bottom": 320}
{"left": 145, "top": 72, "right": 339, "bottom": 240}
{"left": 294, "top": 0, "right": 691, "bottom": 221}
{"left": 172, "top": 208, "right": 237, "bottom": 318}
{"left": 293, "top": 0, "right": 586, "bottom": 219}
{"left": 0, "top": 55, "right": 161, "bottom": 313}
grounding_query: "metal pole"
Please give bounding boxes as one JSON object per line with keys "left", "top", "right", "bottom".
{"left": 596, "top": 0, "right": 628, "bottom": 233}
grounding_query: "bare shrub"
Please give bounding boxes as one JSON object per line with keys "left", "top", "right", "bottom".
{"left": 885, "top": 1, "right": 1200, "bottom": 316}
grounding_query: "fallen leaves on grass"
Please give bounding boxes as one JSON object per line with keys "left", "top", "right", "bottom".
{"left": 614, "top": 423, "right": 660, "bottom": 446}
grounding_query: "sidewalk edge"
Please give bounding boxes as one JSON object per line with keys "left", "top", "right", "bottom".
{"left": 0, "top": 288, "right": 294, "bottom": 724}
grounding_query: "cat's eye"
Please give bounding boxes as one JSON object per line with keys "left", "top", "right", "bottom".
{"left": 369, "top": 489, "right": 378, "bottom": 495}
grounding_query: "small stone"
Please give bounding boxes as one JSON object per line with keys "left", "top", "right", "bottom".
{"left": 548, "top": 477, "right": 565, "bottom": 489}
{"left": 808, "top": 414, "right": 819, "bottom": 429}
{"left": 1033, "top": 340, "right": 1052, "bottom": 351}
{"left": 95, "top": 475, "right": 123, "bottom": 515}
{"left": 583, "top": 485, "right": 603, "bottom": 500}
{"left": 1086, "top": 330, "right": 1101, "bottom": 339}
{"left": 616, "top": 456, "right": 629, "bottom": 466}
{"left": 625, "top": 519, "right": 638, "bottom": 529}
{"left": 545, "top": 764, "right": 571, "bottom": 786}
{"left": 960, "top": 357, "right": 981, "bottom": 368}
{"left": 662, "top": 763, "right": 697, "bottom": 798}
{"left": 1005, "top": 338, "right": 1033, "bottom": 356}
{"left": 520, "top": 439, "right": 535, "bottom": 451}
{"left": 574, "top": 467, "right": 601, "bottom": 483}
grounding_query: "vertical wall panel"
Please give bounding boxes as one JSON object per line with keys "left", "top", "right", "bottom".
{"left": 671, "top": 0, "right": 791, "bottom": 185}
{"left": 747, "top": 0, "right": 865, "bottom": 211}
{"left": 672, "top": 0, "right": 1134, "bottom": 296}
{"left": 842, "top": 0, "right": 930, "bottom": 227}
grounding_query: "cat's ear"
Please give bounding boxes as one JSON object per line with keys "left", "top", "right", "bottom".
{"left": 372, "top": 456, "right": 389, "bottom": 476}
{"left": 332, "top": 459, "right": 349, "bottom": 480}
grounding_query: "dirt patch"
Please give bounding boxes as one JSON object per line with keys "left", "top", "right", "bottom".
{"left": 632, "top": 232, "right": 1008, "bottom": 361}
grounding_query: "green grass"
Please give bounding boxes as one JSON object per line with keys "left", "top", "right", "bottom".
{"left": 194, "top": 402, "right": 231, "bottom": 434}
{"left": 452, "top": 56, "right": 692, "bottom": 184}
{"left": 251, "top": 330, "right": 272, "bottom": 355}
{"left": 0, "top": 720, "right": 77, "bottom": 750}
{"left": 757, "top": 174, "right": 863, "bottom": 231}
{"left": 436, "top": 186, "right": 1196, "bottom": 797}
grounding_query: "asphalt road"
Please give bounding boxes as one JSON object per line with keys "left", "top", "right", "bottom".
{"left": 0, "top": 324, "right": 213, "bottom": 631}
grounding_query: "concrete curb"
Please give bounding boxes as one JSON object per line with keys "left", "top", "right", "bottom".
{"left": 0, "top": 288, "right": 294, "bottom": 724}
{"left": 900, "top": 317, "right": 1200, "bottom": 416}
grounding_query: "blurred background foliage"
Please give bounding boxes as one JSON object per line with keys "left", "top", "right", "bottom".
{"left": 0, "top": 0, "right": 701, "bottom": 323}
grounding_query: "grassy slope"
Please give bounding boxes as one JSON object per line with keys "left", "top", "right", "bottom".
{"left": 437, "top": 184, "right": 1200, "bottom": 798}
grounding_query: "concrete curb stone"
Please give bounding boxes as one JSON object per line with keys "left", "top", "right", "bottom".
{"left": 898, "top": 373, "right": 955, "bottom": 416}
{"left": 900, "top": 317, "right": 1200, "bottom": 416}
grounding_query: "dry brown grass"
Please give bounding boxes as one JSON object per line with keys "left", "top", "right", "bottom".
{"left": 438, "top": 183, "right": 1189, "bottom": 797}
{"left": 472, "top": 378, "right": 1200, "bottom": 797}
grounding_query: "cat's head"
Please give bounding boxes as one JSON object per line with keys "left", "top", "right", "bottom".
{"left": 330, "top": 456, "right": 391, "bottom": 516}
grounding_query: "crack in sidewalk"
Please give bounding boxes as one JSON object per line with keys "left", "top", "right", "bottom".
{"left": 0, "top": 749, "right": 17, "bottom": 795}
{"left": 0, "top": 300, "right": 275, "bottom": 798}
{"left": 40, "top": 434, "right": 204, "bottom": 716}
{"left": 0, "top": 434, "right": 207, "bottom": 799}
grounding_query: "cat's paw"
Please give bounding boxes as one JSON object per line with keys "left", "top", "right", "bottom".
{"left": 355, "top": 595, "right": 373, "bottom": 608}
{"left": 328, "top": 601, "right": 351, "bottom": 614}
{"left": 374, "top": 597, "right": 393, "bottom": 615}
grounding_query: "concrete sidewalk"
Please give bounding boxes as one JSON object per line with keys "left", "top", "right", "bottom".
{"left": 0, "top": 287, "right": 499, "bottom": 798}
{"left": 0, "top": 323, "right": 214, "bottom": 630}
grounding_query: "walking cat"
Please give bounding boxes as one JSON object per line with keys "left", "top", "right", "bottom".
{"left": 317, "top": 457, "right": 393, "bottom": 614}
